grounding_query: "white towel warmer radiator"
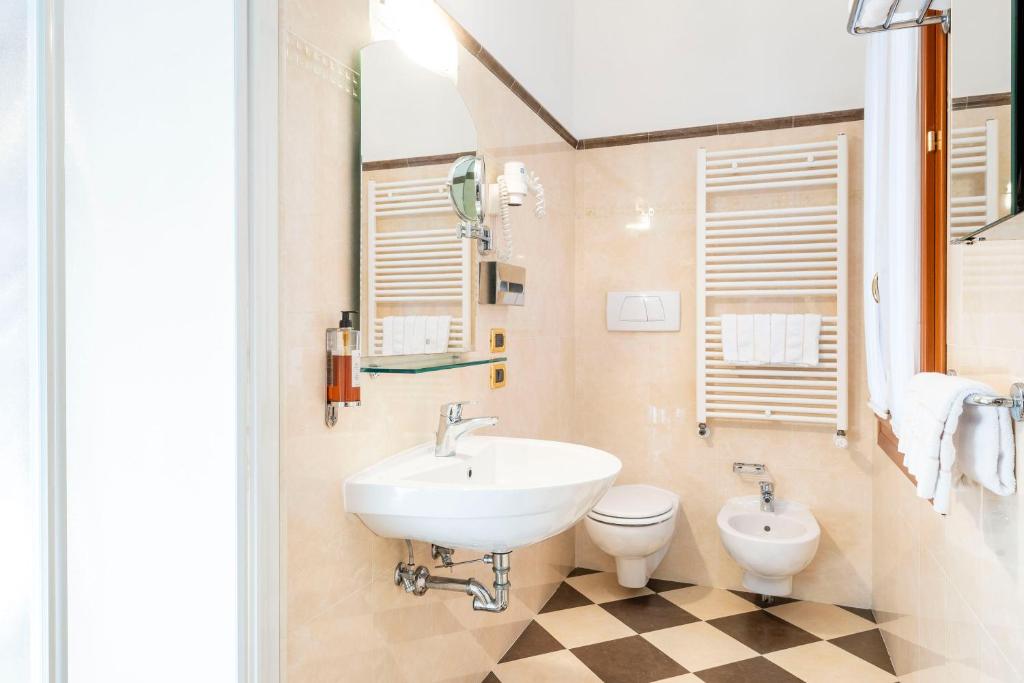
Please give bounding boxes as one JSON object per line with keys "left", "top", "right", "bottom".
{"left": 949, "top": 120, "right": 1000, "bottom": 240}
{"left": 366, "top": 177, "right": 472, "bottom": 354}
{"left": 696, "top": 135, "right": 849, "bottom": 447}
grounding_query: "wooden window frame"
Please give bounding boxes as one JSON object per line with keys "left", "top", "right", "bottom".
{"left": 876, "top": 18, "right": 948, "bottom": 475}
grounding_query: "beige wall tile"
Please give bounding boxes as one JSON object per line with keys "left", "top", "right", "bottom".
{"left": 571, "top": 122, "right": 876, "bottom": 608}
{"left": 281, "top": 9, "right": 576, "bottom": 681}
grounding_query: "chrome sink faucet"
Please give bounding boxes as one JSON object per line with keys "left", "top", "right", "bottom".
{"left": 760, "top": 481, "right": 775, "bottom": 513}
{"left": 435, "top": 401, "right": 497, "bottom": 457}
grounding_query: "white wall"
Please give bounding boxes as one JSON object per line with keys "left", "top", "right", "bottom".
{"left": 438, "top": 0, "right": 575, "bottom": 131}
{"left": 441, "top": 0, "right": 1011, "bottom": 140}
{"left": 571, "top": 0, "right": 865, "bottom": 139}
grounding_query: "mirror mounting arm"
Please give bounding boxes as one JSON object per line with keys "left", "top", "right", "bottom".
{"left": 458, "top": 221, "right": 493, "bottom": 255}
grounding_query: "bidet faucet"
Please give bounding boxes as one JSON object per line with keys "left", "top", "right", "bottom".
{"left": 759, "top": 481, "right": 775, "bottom": 513}
{"left": 435, "top": 401, "right": 498, "bottom": 457}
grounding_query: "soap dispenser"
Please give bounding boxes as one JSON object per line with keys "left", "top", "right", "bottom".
{"left": 326, "top": 310, "right": 361, "bottom": 426}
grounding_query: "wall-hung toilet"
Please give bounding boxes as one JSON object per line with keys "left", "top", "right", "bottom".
{"left": 584, "top": 484, "right": 679, "bottom": 588}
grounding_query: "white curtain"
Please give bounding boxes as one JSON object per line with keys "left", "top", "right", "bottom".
{"left": 863, "top": 24, "right": 921, "bottom": 436}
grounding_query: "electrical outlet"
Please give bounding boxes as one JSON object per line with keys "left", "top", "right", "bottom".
{"left": 490, "top": 363, "right": 506, "bottom": 389}
{"left": 489, "top": 328, "right": 506, "bottom": 353}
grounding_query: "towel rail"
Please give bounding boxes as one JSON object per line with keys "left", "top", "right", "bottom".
{"left": 965, "top": 383, "right": 1024, "bottom": 421}
{"left": 697, "top": 135, "right": 848, "bottom": 447}
{"left": 367, "top": 177, "right": 472, "bottom": 354}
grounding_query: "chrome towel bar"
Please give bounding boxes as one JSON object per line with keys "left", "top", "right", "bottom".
{"left": 965, "top": 383, "right": 1024, "bottom": 422}
{"left": 847, "top": 0, "right": 949, "bottom": 36}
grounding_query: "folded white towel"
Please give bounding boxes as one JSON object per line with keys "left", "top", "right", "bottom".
{"left": 897, "top": 372, "right": 1017, "bottom": 514}
{"left": 382, "top": 317, "right": 396, "bottom": 355}
{"left": 423, "top": 315, "right": 452, "bottom": 353}
{"left": 800, "top": 314, "right": 822, "bottom": 366}
{"left": 408, "top": 316, "right": 427, "bottom": 355}
{"left": 722, "top": 314, "right": 757, "bottom": 364}
{"left": 382, "top": 315, "right": 452, "bottom": 355}
{"left": 737, "top": 315, "right": 754, "bottom": 363}
{"left": 434, "top": 315, "right": 452, "bottom": 352}
{"left": 770, "top": 314, "right": 787, "bottom": 363}
{"left": 722, "top": 315, "right": 739, "bottom": 363}
{"left": 784, "top": 315, "right": 804, "bottom": 364}
{"left": 955, "top": 402, "right": 1016, "bottom": 498}
{"left": 383, "top": 316, "right": 406, "bottom": 355}
{"left": 722, "top": 313, "right": 821, "bottom": 367}
{"left": 423, "top": 317, "right": 437, "bottom": 353}
{"left": 753, "top": 314, "right": 771, "bottom": 364}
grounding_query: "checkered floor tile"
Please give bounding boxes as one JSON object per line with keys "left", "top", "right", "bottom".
{"left": 487, "top": 570, "right": 896, "bottom": 683}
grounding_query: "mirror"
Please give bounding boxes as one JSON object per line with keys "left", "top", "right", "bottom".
{"left": 948, "top": 0, "right": 1018, "bottom": 243}
{"left": 359, "top": 40, "right": 480, "bottom": 362}
{"left": 449, "top": 155, "right": 486, "bottom": 227}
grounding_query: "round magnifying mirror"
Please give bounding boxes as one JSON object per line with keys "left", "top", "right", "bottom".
{"left": 448, "top": 155, "right": 486, "bottom": 225}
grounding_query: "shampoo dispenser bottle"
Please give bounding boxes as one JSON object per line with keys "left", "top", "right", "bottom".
{"left": 326, "top": 311, "right": 361, "bottom": 426}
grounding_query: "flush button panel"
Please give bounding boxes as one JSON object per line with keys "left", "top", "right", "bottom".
{"left": 606, "top": 291, "right": 680, "bottom": 331}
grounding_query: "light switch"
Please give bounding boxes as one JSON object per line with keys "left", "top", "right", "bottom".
{"left": 606, "top": 291, "right": 680, "bottom": 332}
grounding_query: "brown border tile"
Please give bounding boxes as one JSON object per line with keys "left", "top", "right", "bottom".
{"left": 438, "top": 9, "right": 870, "bottom": 153}
{"left": 361, "top": 150, "right": 473, "bottom": 172}
{"left": 577, "top": 133, "right": 651, "bottom": 150}
{"left": 793, "top": 108, "right": 865, "bottom": 127}
{"left": 578, "top": 109, "right": 865, "bottom": 150}
{"left": 953, "top": 91, "right": 1011, "bottom": 110}
{"left": 647, "top": 124, "right": 720, "bottom": 143}
{"left": 717, "top": 116, "right": 795, "bottom": 136}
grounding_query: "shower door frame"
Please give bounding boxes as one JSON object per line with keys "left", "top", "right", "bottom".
{"left": 39, "top": 0, "right": 282, "bottom": 681}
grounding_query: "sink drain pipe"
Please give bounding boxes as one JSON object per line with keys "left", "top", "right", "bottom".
{"left": 394, "top": 542, "right": 511, "bottom": 612}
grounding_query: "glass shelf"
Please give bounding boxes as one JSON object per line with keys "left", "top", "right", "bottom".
{"left": 951, "top": 210, "right": 1024, "bottom": 245}
{"left": 361, "top": 353, "right": 506, "bottom": 375}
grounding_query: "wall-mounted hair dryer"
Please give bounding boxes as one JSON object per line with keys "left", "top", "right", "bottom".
{"left": 488, "top": 161, "right": 545, "bottom": 262}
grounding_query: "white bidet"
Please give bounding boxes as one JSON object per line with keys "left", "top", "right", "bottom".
{"left": 717, "top": 495, "right": 819, "bottom": 597}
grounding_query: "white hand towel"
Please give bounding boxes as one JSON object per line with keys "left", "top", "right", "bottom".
{"left": 753, "top": 314, "right": 771, "bottom": 364}
{"left": 382, "top": 317, "right": 395, "bottom": 355}
{"left": 389, "top": 316, "right": 406, "bottom": 355}
{"left": 784, "top": 315, "right": 804, "bottom": 364}
{"left": 423, "top": 316, "right": 438, "bottom": 353}
{"left": 897, "top": 372, "right": 1016, "bottom": 514}
{"left": 435, "top": 315, "right": 452, "bottom": 352}
{"left": 737, "top": 315, "right": 755, "bottom": 363}
{"left": 954, "top": 399, "right": 1016, "bottom": 498}
{"left": 770, "top": 314, "right": 787, "bottom": 364}
{"left": 801, "top": 314, "right": 822, "bottom": 366}
{"left": 722, "top": 315, "right": 739, "bottom": 363}
{"left": 407, "top": 316, "right": 427, "bottom": 355}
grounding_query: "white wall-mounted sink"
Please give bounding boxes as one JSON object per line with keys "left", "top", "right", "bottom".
{"left": 344, "top": 436, "right": 621, "bottom": 552}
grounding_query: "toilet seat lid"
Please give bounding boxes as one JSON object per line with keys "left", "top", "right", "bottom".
{"left": 590, "top": 485, "right": 676, "bottom": 520}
